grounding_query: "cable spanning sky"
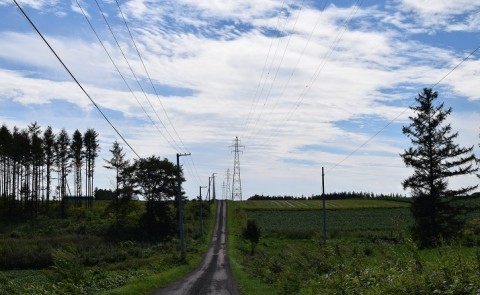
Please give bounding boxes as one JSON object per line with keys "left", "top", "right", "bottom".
{"left": 0, "top": 0, "right": 479, "bottom": 199}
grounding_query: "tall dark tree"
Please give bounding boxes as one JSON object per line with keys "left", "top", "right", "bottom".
{"left": 28, "top": 122, "right": 43, "bottom": 217}
{"left": 0, "top": 125, "right": 12, "bottom": 199}
{"left": 83, "top": 129, "right": 99, "bottom": 200}
{"left": 56, "top": 129, "right": 71, "bottom": 217}
{"left": 43, "top": 126, "right": 55, "bottom": 209}
{"left": 71, "top": 130, "right": 83, "bottom": 206}
{"left": 401, "top": 88, "right": 478, "bottom": 247}
{"left": 104, "top": 140, "right": 130, "bottom": 227}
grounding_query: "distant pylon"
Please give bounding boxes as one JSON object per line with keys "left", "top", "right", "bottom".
{"left": 225, "top": 168, "right": 231, "bottom": 200}
{"left": 231, "top": 137, "right": 244, "bottom": 201}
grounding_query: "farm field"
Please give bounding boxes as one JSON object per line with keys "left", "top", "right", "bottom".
{"left": 238, "top": 199, "right": 410, "bottom": 210}
{"left": 228, "top": 199, "right": 480, "bottom": 295}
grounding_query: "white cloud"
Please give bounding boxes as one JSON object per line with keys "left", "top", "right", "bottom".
{"left": 1, "top": 1, "right": 479, "bottom": 198}
{"left": 395, "top": 0, "right": 480, "bottom": 32}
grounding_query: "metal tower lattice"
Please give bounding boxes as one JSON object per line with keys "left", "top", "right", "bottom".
{"left": 231, "top": 137, "right": 244, "bottom": 201}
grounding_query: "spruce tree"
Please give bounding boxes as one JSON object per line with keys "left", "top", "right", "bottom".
{"left": 401, "top": 88, "right": 478, "bottom": 247}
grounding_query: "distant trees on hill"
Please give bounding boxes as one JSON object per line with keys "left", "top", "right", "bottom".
{"left": 0, "top": 122, "right": 99, "bottom": 219}
{"left": 248, "top": 191, "right": 407, "bottom": 201}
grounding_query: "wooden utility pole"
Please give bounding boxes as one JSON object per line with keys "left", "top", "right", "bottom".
{"left": 199, "top": 185, "right": 207, "bottom": 240}
{"left": 177, "top": 152, "right": 190, "bottom": 259}
{"left": 322, "top": 167, "right": 327, "bottom": 242}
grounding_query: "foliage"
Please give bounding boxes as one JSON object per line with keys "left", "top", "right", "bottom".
{"left": 0, "top": 200, "right": 217, "bottom": 294}
{"left": 139, "top": 201, "right": 176, "bottom": 239}
{"left": 230, "top": 200, "right": 480, "bottom": 295}
{"left": 243, "top": 219, "right": 261, "bottom": 254}
{"left": 401, "top": 88, "right": 478, "bottom": 247}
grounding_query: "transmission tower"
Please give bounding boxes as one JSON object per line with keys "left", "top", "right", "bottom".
{"left": 231, "top": 137, "right": 244, "bottom": 201}
{"left": 225, "top": 168, "right": 231, "bottom": 200}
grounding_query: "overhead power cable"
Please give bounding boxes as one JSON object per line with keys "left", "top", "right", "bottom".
{"left": 247, "top": 0, "right": 328, "bottom": 143}
{"left": 91, "top": 0, "right": 184, "bottom": 153}
{"left": 241, "top": 0, "right": 289, "bottom": 137}
{"left": 246, "top": 0, "right": 306, "bottom": 142}
{"left": 12, "top": 0, "right": 141, "bottom": 159}
{"left": 325, "top": 44, "right": 480, "bottom": 174}
{"left": 112, "top": 0, "right": 202, "bottom": 186}
{"left": 253, "top": 0, "right": 363, "bottom": 151}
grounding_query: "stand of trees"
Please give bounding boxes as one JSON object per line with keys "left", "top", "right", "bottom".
{"left": 0, "top": 123, "right": 99, "bottom": 219}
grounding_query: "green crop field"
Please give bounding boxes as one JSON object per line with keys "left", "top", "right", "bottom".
{"left": 247, "top": 208, "right": 412, "bottom": 238}
{"left": 228, "top": 199, "right": 480, "bottom": 295}
{"left": 238, "top": 199, "right": 410, "bottom": 210}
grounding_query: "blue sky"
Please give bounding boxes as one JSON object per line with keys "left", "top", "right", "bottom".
{"left": 0, "top": 0, "right": 479, "bottom": 199}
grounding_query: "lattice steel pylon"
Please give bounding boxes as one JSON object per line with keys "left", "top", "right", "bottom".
{"left": 231, "top": 137, "right": 244, "bottom": 201}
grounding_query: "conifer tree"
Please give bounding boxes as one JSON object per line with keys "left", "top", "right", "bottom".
{"left": 401, "top": 88, "right": 478, "bottom": 247}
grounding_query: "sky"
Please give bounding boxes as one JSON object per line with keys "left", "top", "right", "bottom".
{"left": 0, "top": 0, "right": 479, "bottom": 200}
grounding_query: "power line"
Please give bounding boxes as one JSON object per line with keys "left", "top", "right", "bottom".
{"left": 92, "top": 0, "right": 184, "bottom": 153}
{"left": 11, "top": 0, "right": 141, "bottom": 159}
{"left": 113, "top": 0, "right": 203, "bottom": 186}
{"left": 246, "top": 0, "right": 328, "bottom": 143}
{"left": 246, "top": 0, "right": 306, "bottom": 142}
{"left": 325, "top": 44, "right": 480, "bottom": 174}
{"left": 241, "top": 0, "right": 289, "bottom": 137}
{"left": 252, "top": 0, "right": 364, "bottom": 151}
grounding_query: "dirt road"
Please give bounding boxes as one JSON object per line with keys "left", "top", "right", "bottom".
{"left": 152, "top": 200, "right": 241, "bottom": 295}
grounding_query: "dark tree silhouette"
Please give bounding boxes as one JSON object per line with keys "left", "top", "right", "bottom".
{"left": 125, "top": 156, "right": 181, "bottom": 238}
{"left": 243, "top": 219, "right": 261, "bottom": 254}
{"left": 104, "top": 140, "right": 131, "bottom": 227}
{"left": 401, "top": 88, "right": 478, "bottom": 247}
{"left": 43, "top": 126, "right": 55, "bottom": 210}
{"left": 83, "top": 129, "right": 99, "bottom": 201}
{"left": 71, "top": 130, "right": 83, "bottom": 207}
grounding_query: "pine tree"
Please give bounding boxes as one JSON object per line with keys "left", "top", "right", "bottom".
{"left": 43, "top": 126, "right": 55, "bottom": 210}
{"left": 83, "top": 129, "right": 99, "bottom": 201}
{"left": 71, "top": 130, "right": 83, "bottom": 206}
{"left": 104, "top": 140, "right": 130, "bottom": 227}
{"left": 401, "top": 88, "right": 478, "bottom": 247}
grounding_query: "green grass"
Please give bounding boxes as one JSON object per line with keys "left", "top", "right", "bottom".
{"left": 227, "top": 201, "right": 277, "bottom": 295}
{"left": 229, "top": 198, "right": 480, "bottom": 294}
{"left": 0, "top": 200, "right": 218, "bottom": 295}
{"left": 104, "top": 201, "right": 218, "bottom": 295}
{"left": 239, "top": 199, "right": 410, "bottom": 210}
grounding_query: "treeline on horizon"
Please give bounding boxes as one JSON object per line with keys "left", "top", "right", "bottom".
{"left": 0, "top": 122, "right": 100, "bottom": 219}
{"left": 249, "top": 191, "right": 480, "bottom": 201}
{"left": 249, "top": 192, "right": 408, "bottom": 200}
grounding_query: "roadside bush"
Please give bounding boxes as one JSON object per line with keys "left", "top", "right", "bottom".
{"left": 0, "top": 238, "right": 53, "bottom": 269}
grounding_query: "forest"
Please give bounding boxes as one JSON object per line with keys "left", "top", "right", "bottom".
{"left": 0, "top": 123, "right": 100, "bottom": 220}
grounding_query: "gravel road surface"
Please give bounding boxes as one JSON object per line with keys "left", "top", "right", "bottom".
{"left": 152, "top": 200, "right": 241, "bottom": 295}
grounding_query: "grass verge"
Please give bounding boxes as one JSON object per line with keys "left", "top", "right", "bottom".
{"left": 226, "top": 201, "right": 276, "bottom": 295}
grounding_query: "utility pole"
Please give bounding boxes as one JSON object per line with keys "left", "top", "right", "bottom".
{"left": 199, "top": 185, "right": 207, "bottom": 241}
{"left": 322, "top": 167, "right": 327, "bottom": 242}
{"left": 207, "top": 176, "right": 212, "bottom": 202}
{"left": 212, "top": 173, "right": 217, "bottom": 201}
{"left": 222, "top": 181, "right": 226, "bottom": 200}
{"left": 176, "top": 152, "right": 190, "bottom": 259}
{"left": 230, "top": 137, "right": 244, "bottom": 201}
{"left": 225, "top": 168, "right": 231, "bottom": 200}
